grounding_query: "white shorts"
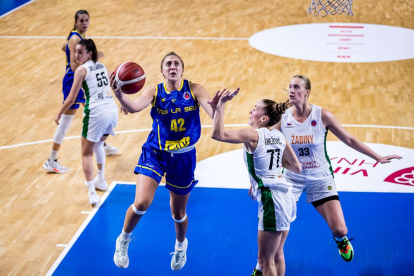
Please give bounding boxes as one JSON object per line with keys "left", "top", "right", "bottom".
{"left": 284, "top": 170, "right": 337, "bottom": 203}
{"left": 82, "top": 106, "right": 118, "bottom": 142}
{"left": 257, "top": 187, "right": 296, "bottom": 231}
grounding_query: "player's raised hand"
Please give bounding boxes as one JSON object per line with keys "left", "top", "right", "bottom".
{"left": 207, "top": 88, "right": 227, "bottom": 110}
{"left": 219, "top": 88, "right": 240, "bottom": 104}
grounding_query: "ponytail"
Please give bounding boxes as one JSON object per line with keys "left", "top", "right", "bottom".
{"left": 261, "top": 99, "right": 292, "bottom": 127}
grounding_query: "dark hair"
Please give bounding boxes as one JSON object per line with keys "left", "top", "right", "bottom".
{"left": 77, "top": 39, "right": 98, "bottom": 62}
{"left": 67, "top": 10, "right": 89, "bottom": 40}
{"left": 160, "top": 52, "right": 184, "bottom": 70}
{"left": 292, "top": 75, "right": 311, "bottom": 90}
{"left": 261, "top": 99, "right": 292, "bottom": 127}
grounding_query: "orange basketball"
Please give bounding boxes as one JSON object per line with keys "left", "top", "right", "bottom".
{"left": 113, "top": 62, "right": 146, "bottom": 94}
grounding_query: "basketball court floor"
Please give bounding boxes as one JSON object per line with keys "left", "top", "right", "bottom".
{"left": 0, "top": 0, "right": 413, "bottom": 275}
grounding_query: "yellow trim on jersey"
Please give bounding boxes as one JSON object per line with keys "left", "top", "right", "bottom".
{"left": 157, "top": 119, "right": 162, "bottom": 150}
{"left": 188, "top": 81, "right": 199, "bottom": 105}
{"left": 135, "top": 165, "right": 163, "bottom": 178}
{"left": 152, "top": 85, "right": 158, "bottom": 106}
{"left": 163, "top": 80, "right": 184, "bottom": 94}
{"left": 166, "top": 179, "right": 195, "bottom": 189}
{"left": 72, "top": 30, "right": 86, "bottom": 39}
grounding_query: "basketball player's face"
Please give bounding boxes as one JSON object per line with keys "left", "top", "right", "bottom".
{"left": 75, "top": 45, "right": 91, "bottom": 64}
{"left": 248, "top": 101, "right": 266, "bottom": 127}
{"left": 289, "top": 78, "right": 309, "bottom": 104}
{"left": 75, "top": 14, "right": 89, "bottom": 33}
{"left": 161, "top": 56, "right": 184, "bottom": 81}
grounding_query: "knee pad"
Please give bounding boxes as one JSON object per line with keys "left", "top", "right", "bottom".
{"left": 172, "top": 214, "right": 187, "bottom": 223}
{"left": 131, "top": 204, "right": 146, "bottom": 215}
{"left": 94, "top": 141, "right": 105, "bottom": 164}
{"left": 53, "top": 114, "right": 74, "bottom": 144}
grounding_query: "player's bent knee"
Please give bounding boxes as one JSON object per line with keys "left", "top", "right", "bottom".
{"left": 131, "top": 204, "right": 146, "bottom": 215}
{"left": 172, "top": 213, "right": 187, "bottom": 223}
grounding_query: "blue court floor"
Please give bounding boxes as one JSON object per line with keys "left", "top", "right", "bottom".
{"left": 0, "top": 0, "right": 32, "bottom": 17}
{"left": 48, "top": 184, "right": 414, "bottom": 276}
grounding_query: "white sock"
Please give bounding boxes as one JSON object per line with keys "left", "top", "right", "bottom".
{"left": 49, "top": 150, "right": 58, "bottom": 161}
{"left": 86, "top": 180, "right": 95, "bottom": 193}
{"left": 175, "top": 239, "right": 186, "bottom": 250}
{"left": 121, "top": 229, "right": 132, "bottom": 239}
{"left": 97, "top": 169, "right": 105, "bottom": 180}
{"left": 256, "top": 261, "right": 261, "bottom": 271}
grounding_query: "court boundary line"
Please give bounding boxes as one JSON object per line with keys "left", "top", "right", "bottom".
{"left": 0, "top": 124, "right": 413, "bottom": 150}
{"left": 0, "top": 35, "right": 249, "bottom": 40}
{"left": 0, "top": 0, "right": 35, "bottom": 19}
{"left": 45, "top": 181, "right": 163, "bottom": 276}
{"left": 46, "top": 181, "right": 117, "bottom": 276}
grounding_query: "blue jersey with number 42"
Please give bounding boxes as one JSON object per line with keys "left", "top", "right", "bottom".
{"left": 145, "top": 80, "right": 201, "bottom": 151}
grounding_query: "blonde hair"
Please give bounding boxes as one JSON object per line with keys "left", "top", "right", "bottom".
{"left": 293, "top": 75, "right": 311, "bottom": 90}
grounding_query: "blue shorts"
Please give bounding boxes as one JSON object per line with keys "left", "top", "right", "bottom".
{"left": 134, "top": 143, "right": 198, "bottom": 195}
{"left": 63, "top": 73, "right": 85, "bottom": 109}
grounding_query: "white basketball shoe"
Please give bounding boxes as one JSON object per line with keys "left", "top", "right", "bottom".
{"left": 114, "top": 235, "right": 132, "bottom": 268}
{"left": 43, "top": 159, "right": 69, "bottom": 174}
{"left": 104, "top": 143, "right": 119, "bottom": 155}
{"left": 171, "top": 238, "right": 188, "bottom": 271}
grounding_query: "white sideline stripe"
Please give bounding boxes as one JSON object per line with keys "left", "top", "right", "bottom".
{"left": 0, "top": 0, "right": 35, "bottom": 19}
{"left": 46, "top": 181, "right": 116, "bottom": 276}
{"left": 80, "top": 211, "right": 91, "bottom": 214}
{"left": 0, "top": 35, "right": 248, "bottom": 41}
{"left": 56, "top": 244, "right": 67, "bottom": 248}
{"left": 0, "top": 124, "right": 413, "bottom": 150}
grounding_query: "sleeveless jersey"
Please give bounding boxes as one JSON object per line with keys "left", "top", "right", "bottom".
{"left": 65, "top": 31, "right": 84, "bottom": 76}
{"left": 81, "top": 60, "right": 118, "bottom": 112}
{"left": 243, "top": 128, "right": 291, "bottom": 191}
{"left": 281, "top": 105, "right": 333, "bottom": 175}
{"left": 146, "top": 80, "right": 201, "bottom": 151}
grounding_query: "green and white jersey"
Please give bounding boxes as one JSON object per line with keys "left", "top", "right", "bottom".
{"left": 81, "top": 60, "right": 118, "bottom": 112}
{"left": 281, "top": 105, "right": 333, "bottom": 175}
{"left": 243, "top": 128, "right": 290, "bottom": 191}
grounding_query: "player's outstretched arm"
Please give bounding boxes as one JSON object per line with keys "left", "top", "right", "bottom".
{"left": 322, "top": 108, "right": 402, "bottom": 164}
{"left": 192, "top": 83, "right": 214, "bottom": 118}
{"left": 210, "top": 89, "right": 256, "bottom": 144}
{"left": 69, "top": 35, "right": 82, "bottom": 72}
{"left": 110, "top": 73, "right": 155, "bottom": 114}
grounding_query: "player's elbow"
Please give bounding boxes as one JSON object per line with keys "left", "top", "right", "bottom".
{"left": 211, "top": 130, "right": 223, "bottom": 141}
{"left": 211, "top": 132, "right": 220, "bottom": 141}
{"left": 65, "top": 98, "right": 76, "bottom": 105}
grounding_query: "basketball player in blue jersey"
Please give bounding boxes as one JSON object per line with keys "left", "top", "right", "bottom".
{"left": 110, "top": 52, "right": 230, "bottom": 271}
{"left": 43, "top": 10, "right": 118, "bottom": 175}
